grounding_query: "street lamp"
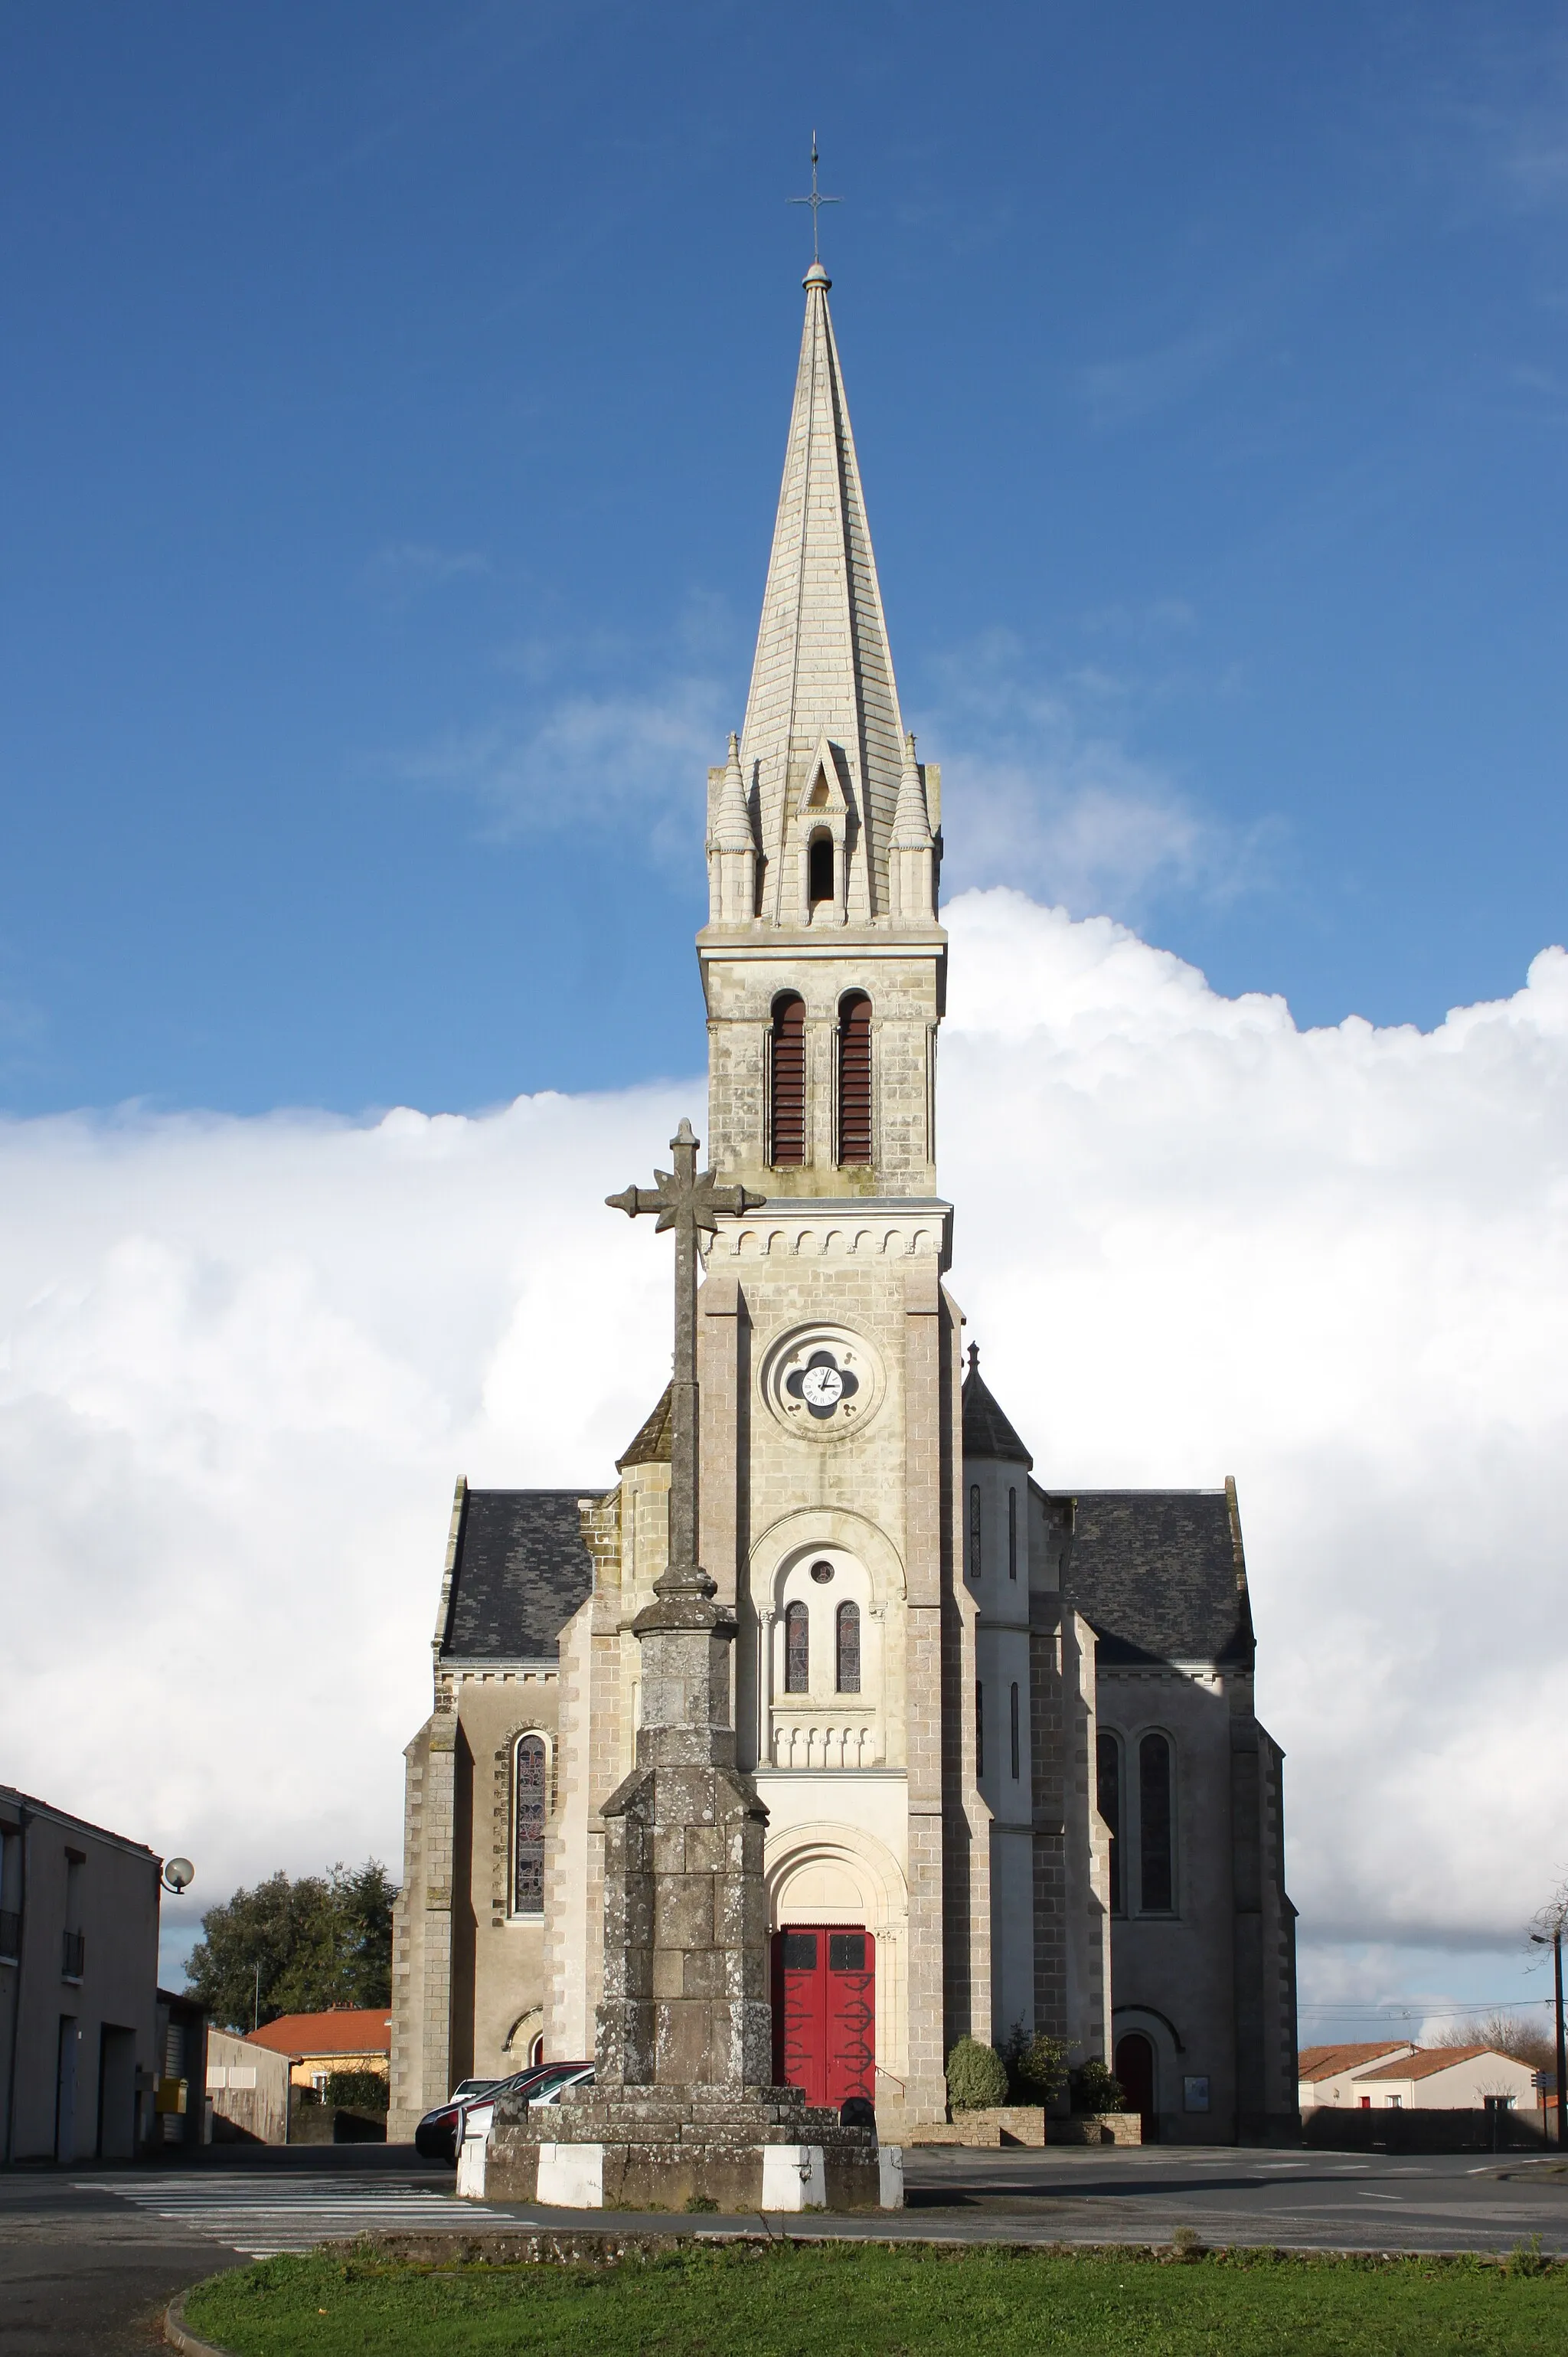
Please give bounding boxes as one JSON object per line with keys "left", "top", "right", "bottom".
{"left": 1530, "top": 1920, "right": 1566, "bottom": 2151}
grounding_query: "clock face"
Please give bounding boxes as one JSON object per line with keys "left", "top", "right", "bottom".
{"left": 762, "top": 1325, "right": 884, "bottom": 1442}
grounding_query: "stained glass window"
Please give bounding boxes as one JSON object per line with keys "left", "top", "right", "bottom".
{"left": 785, "top": 1600, "right": 810, "bottom": 1693}
{"left": 835, "top": 1600, "right": 861, "bottom": 1694}
{"left": 513, "top": 1734, "right": 547, "bottom": 1916}
{"left": 1139, "top": 1731, "right": 1174, "bottom": 1912}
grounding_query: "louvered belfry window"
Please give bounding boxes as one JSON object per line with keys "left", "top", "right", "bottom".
{"left": 770, "top": 993, "right": 806, "bottom": 1166}
{"left": 513, "top": 1734, "right": 547, "bottom": 1916}
{"left": 838, "top": 992, "right": 872, "bottom": 1165}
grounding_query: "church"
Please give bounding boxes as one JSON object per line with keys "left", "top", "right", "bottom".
{"left": 389, "top": 255, "right": 1298, "bottom": 2149}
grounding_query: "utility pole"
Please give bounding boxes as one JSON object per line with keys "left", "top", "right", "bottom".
{"left": 1530, "top": 1895, "right": 1567, "bottom": 2150}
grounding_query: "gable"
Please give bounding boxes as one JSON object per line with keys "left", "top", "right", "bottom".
{"left": 1063, "top": 1489, "right": 1255, "bottom": 1669}
{"left": 440, "top": 1488, "right": 603, "bottom": 1662}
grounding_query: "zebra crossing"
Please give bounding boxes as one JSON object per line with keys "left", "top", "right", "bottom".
{"left": 81, "top": 2172, "right": 509, "bottom": 2259}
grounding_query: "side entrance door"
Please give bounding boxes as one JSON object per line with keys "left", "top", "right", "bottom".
{"left": 771, "top": 1927, "right": 875, "bottom": 2107}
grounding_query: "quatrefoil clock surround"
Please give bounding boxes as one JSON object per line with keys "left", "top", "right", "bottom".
{"left": 760, "top": 1323, "right": 886, "bottom": 1442}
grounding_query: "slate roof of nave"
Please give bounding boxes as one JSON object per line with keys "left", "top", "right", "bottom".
{"left": 1063, "top": 1489, "right": 1256, "bottom": 1671}
{"left": 440, "top": 1488, "right": 603, "bottom": 1662}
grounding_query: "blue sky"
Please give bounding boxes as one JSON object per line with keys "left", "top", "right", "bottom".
{"left": 2, "top": 0, "right": 1566, "bottom": 1116}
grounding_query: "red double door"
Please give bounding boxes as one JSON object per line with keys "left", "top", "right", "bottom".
{"left": 771, "top": 1926, "right": 876, "bottom": 2107}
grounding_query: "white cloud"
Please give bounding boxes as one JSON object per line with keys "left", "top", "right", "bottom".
{"left": 394, "top": 675, "right": 725, "bottom": 861}
{"left": 2, "top": 891, "right": 1565, "bottom": 1985}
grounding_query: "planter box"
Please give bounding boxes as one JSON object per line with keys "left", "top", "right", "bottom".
{"left": 1050, "top": 2112, "right": 1142, "bottom": 2146}
{"left": 913, "top": 2107, "right": 1046, "bottom": 2147}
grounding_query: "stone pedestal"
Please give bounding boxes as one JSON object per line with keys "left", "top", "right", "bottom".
{"left": 476, "top": 2082, "right": 897, "bottom": 2211}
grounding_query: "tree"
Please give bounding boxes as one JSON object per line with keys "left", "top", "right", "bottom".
{"left": 185, "top": 1860, "right": 396, "bottom": 2032}
{"left": 1429, "top": 2010, "right": 1555, "bottom": 2074}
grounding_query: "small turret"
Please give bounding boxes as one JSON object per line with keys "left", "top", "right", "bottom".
{"left": 706, "top": 732, "right": 758, "bottom": 925}
{"left": 889, "top": 733, "right": 936, "bottom": 922}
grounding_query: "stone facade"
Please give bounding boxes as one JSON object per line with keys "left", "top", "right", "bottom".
{"left": 390, "top": 257, "right": 1298, "bottom": 2153}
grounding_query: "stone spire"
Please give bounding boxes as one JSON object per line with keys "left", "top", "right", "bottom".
{"left": 889, "top": 730, "right": 936, "bottom": 921}
{"left": 740, "top": 260, "right": 907, "bottom": 926}
{"left": 706, "top": 731, "right": 757, "bottom": 925}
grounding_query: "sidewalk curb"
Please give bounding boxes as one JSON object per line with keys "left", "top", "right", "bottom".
{"left": 164, "top": 2297, "right": 238, "bottom": 2356}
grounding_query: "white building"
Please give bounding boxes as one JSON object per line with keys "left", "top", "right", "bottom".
{"left": 391, "top": 255, "right": 1299, "bottom": 2149}
{"left": 1352, "top": 2046, "right": 1540, "bottom": 2113}
{"left": 1298, "top": 2040, "right": 1419, "bottom": 2110}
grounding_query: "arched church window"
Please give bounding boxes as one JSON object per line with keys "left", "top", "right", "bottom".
{"left": 784, "top": 1600, "right": 810, "bottom": 1693}
{"left": 837, "top": 993, "right": 872, "bottom": 1165}
{"left": 770, "top": 993, "right": 806, "bottom": 1167}
{"left": 835, "top": 1600, "right": 861, "bottom": 1694}
{"left": 1008, "top": 1486, "right": 1018, "bottom": 1580}
{"left": 512, "top": 1734, "right": 547, "bottom": 1917}
{"left": 808, "top": 832, "right": 835, "bottom": 905}
{"left": 1097, "top": 1731, "right": 1123, "bottom": 1915}
{"left": 969, "top": 1484, "right": 982, "bottom": 1581}
{"left": 1138, "top": 1731, "right": 1174, "bottom": 1912}
{"left": 1010, "top": 1681, "right": 1021, "bottom": 1780}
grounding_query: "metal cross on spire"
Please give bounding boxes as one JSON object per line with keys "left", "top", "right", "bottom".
{"left": 788, "top": 131, "right": 841, "bottom": 265}
{"left": 607, "top": 1120, "right": 764, "bottom": 1594}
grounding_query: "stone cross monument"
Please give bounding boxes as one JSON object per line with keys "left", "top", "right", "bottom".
{"left": 477, "top": 1121, "right": 893, "bottom": 2211}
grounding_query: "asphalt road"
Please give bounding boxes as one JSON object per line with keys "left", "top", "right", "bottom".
{"left": 1, "top": 2143, "right": 1563, "bottom": 2354}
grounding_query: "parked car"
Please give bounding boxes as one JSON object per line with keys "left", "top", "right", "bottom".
{"left": 449, "top": 2062, "right": 593, "bottom": 2156}
{"left": 414, "top": 2063, "right": 554, "bottom": 2163}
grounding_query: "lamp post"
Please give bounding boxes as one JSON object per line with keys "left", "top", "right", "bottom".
{"left": 1530, "top": 1915, "right": 1566, "bottom": 2150}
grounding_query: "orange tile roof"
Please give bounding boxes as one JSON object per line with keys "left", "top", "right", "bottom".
{"left": 1297, "top": 2042, "right": 1412, "bottom": 2082}
{"left": 246, "top": 2009, "right": 392, "bottom": 2058}
{"left": 1357, "top": 2045, "right": 1509, "bottom": 2083}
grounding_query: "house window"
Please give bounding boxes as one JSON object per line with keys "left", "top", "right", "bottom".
{"left": 837, "top": 993, "right": 872, "bottom": 1164}
{"left": 784, "top": 1600, "right": 810, "bottom": 1694}
{"left": 969, "top": 1485, "right": 982, "bottom": 1581}
{"left": 1008, "top": 1487, "right": 1017, "bottom": 1579}
{"left": 808, "top": 834, "right": 835, "bottom": 904}
{"left": 835, "top": 1601, "right": 861, "bottom": 1694}
{"left": 975, "top": 1681, "right": 985, "bottom": 1777}
{"left": 512, "top": 1734, "right": 547, "bottom": 1916}
{"left": 769, "top": 993, "right": 806, "bottom": 1166}
{"left": 1010, "top": 1682, "right": 1020, "bottom": 1780}
{"left": 1138, "top": 1731, "right": 1174, "bottom": 1912}
{"left": 1096, "top": 1731, "right": 1122, "bottom": 1914}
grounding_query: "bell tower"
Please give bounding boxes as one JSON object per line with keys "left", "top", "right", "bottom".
{"left": 695, "top": 257, "right": 982, "bottom": 2134}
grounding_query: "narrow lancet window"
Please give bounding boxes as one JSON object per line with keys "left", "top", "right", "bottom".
{"left": 1008, "top": 1486, "right": 1018, "bottom": 1580}
{"left": 808, "top": 833, "right": 835, "bottom": 905}
{"left": 975, "top": 1681, "right": 985, "bottom": 1777}
{"left": 770, "top": 993, "right": 806, "bottom": 1167}
{"left": 513, "top": 1734, "right": 547, "bottom": 1916}
{"left": 838, "top": 992, "right": 872, "bottom": 1164}
{"left": 1010, "top": 1681, "right": 1021, "bottom": 1780}
{"left": 1097, "top": 1731, "right": 1122, "bottom": 1915}
{"left": 969, "top": 1484, "right": 982, "bottom": 1581}
{"left": 784, "top": 1600, "right": 810, "bottom": 1694}
{"left": 835, "top": 1600, "right": 861, "bottom": 1694}
{"left": 1139, "top": 1731, "right": 1174, "bottom": 1911}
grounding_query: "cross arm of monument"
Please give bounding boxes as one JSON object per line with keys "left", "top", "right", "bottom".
{"left": 605, "top": 1119, "right": 766, "bottom": 1235}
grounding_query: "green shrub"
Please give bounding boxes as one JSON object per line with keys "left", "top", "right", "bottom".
{"left": 324, "top": 2068, "right": 389, "bottom": 2113}
{"left": 1070, "top": 2057, "right": 1124, "bottom": 2113}
{"left": 1000, "top": 2022, "right": 1069, "bottom": 2106}
{"left": 946, "top": 2035, "right": 1008, "bottom": 2112}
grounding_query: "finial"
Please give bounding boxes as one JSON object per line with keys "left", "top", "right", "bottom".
{"left": 789, "top": 130, "right": 841, "bottom": 274}
{"left": 673, "top": 1116, "right": 699, "bottom": 1148}
{"left": 967, "top": 1341, "right": 979, "bottom": 1375}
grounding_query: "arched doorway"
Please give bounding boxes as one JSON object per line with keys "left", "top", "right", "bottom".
{"left": 771, "top": 1927, "right": 875, "bottom": 2107}
{"left": 1115, "top": 2032, "right": 1157, "bottom": 2143}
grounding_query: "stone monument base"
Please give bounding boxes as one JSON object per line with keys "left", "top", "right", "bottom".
{"left": 462, "top": 2083, "right": 900, "bottom": 2212}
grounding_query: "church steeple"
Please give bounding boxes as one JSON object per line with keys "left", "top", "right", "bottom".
{"left": 698, "top": 260, "right": 946, "bottom": 1199}
{"left": 733, "top": 259, "right": 916, "bottom": 930}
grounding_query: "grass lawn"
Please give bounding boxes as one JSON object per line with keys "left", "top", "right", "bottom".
{"left": 181, "top": 2238, "right": 1566, "bottom": 2356}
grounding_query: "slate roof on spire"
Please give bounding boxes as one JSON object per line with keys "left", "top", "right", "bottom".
{"left": 961, "top": 1345, "right": 1034, "bottom": 1467}
{"left": 741, "top": 264, "right": 906, "bottom": 924}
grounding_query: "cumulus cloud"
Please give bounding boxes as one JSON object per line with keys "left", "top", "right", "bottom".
{"left": 2, "top": 891, "right": 1565, "bottom": 1994}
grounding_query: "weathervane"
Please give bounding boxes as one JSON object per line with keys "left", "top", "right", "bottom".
{"left": 788, "top": 131, "right": 841, "bottom": 265}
